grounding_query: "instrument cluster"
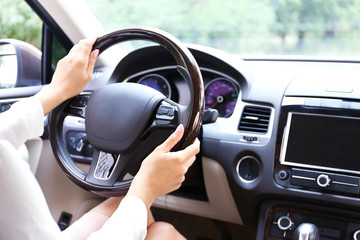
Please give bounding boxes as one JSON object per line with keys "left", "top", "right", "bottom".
{"left": 128, "top": 68, "right": 240, "bottom": 118}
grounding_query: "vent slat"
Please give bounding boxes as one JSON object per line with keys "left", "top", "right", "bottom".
{"left": 238, "top": 106, "right": 271, "bottom": 134}
{"left": 240, "top": 123, "right": 269, "bottom": 127}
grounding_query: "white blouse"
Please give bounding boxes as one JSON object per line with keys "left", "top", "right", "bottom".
{"left": 0, "top": 98, "right": 147, "bottom": 240}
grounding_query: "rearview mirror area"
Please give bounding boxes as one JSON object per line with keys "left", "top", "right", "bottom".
{"left": 0, "top": 39, "right": 41, "bottom": 89}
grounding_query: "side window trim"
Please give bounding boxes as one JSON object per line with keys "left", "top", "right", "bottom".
{"left": 42, "top": 25, "right": 53, "bottom": 85}
{"left": 25, "top": 0, "right": 72, "bottom": 85}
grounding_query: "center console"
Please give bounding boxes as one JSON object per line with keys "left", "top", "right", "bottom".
{"left": 260, "top": 95, "right": 360, "bottom": 239}
{"left": 275, "top": 96, "right": 360, "bottom": 197}
{"left": 257, "top": 201, "right": 360, "bottom": 240}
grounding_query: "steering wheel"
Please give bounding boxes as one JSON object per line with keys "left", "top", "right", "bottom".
{"left": 48, "top": 27, "right": 204, "bottom": 196}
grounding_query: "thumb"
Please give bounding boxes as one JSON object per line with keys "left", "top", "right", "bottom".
{"left": 86, "top": 49, "right": 99, "bottom": 78}
{"left": 160, "top": 124, "right": 184, "bottom": 152}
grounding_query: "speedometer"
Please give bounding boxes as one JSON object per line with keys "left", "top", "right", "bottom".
{"left": 138, "top": 74, "right": 171, "bottom": 98}
{"left": 205, "top": 78, "right": 238, "bottom": 117}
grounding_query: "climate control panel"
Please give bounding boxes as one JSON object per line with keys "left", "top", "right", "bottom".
{"left": 264, "top": 206, "right": 360, "bottom": 239}
{"left": 276, "top": 168, "right": 360, "bottom": 196}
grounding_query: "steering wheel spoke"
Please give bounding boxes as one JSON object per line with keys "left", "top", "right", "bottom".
{"left": 66, "top": 94, "right": 90, "bottom": 118}
{"left": 85, "top": 150, "right": 126, "bottom": 186}
{"left": 140, "top": 100, "right": 179, "bottom": 141}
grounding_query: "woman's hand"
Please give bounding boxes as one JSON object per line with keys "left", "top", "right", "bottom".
{"left": 127, "top": 124, "right": 200, "bottom": 209}
{"left": 34, "top": 37, "right": 99, "bottom": 115}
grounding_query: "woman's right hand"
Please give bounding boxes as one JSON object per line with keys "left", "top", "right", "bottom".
{"left": 34, "top": 37, "right": 99, "bottom": 115}
{"left": 127, "top": 124, "right": 200, "bottom": 209}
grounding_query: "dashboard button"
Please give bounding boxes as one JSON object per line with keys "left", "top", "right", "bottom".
{"left": 317, "top": 174, "right": 331, "bottom": 188}
{"left": 353, "top": 230, "right": 360, "bottom": 240}
{"left": 277, "top": 215, "right": 293, "bottom": 231}
{"left": 278, "top": 170, "right": 289, "bottom": 180}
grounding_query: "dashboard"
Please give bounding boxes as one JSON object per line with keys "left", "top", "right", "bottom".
{"left": 65, "top": 44, "right": 360, "bottom": 240}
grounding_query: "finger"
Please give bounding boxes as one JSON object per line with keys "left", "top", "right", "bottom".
{"left": 68, "top": 37, "right": 97, "bottom": 58}
{"left": 79, "top": 37, "right": 97, "bottom": 46}
{"left": 86, "top": 49, "right": 99, "bottom": 78}
{"left": 184, "top": 155, "right": 196, "bottom": 170}
{"left": 175, "top": 138, "right": 200, "bottom": 160}
{"left": 160, "top": 124, "right": 184, "bottom": 152}
{"left": 78, "top": 37, "right": 97, "bottom": 60}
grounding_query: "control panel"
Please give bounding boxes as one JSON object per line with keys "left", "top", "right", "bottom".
{"left": 265, "top": 207, "right": 360, "bottom": 240}
{"left": 66, "top": 131, "right": 93, "bottom": 163}
{"left": 276, "top": 168, "right": 360, "bottom": 196}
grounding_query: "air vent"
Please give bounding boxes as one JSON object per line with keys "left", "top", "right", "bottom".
{"left": 238, "top": 106, "right": 271, "bottom": 134}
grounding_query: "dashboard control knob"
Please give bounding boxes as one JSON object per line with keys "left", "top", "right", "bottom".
{"left": 293, "top": 223, "right": 319, "bottom": 240}
{"left": 278, "top": 170, "right": 289, "bottom": 180}
{"left": 277, "top": 216, "right": 293, "bottom": 231}
{"left": 353, "top": 230, "right": 360, "bottom": 240}
{"left": 317, "top": 174, "right": 331, "bottom": 188}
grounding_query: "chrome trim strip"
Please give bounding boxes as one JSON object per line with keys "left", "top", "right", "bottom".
{"left": 332, "top": 181, "right": 359, "bottom": 187}
{"left": 236, "top": 156, "right": 260, "bottom": 183}
{"left": 292, "top": 175, "right": 316, "bottom": 181}
{"left": 279, "top": 112, "right": 292, "bottom": 167}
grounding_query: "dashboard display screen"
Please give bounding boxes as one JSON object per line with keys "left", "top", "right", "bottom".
{"left": 280, "top": 112, "right": 360, "bottom": 174}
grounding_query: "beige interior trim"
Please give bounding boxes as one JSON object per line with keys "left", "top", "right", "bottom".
{"left": 38, "top": 0, "right": 105, "bottom": 44}
{"left": 25, "top": 138, "right": 43, "bottom": 174}
{"left": 37, "top": 0, "right": 126, "bottom": 67}
{"left": 153, "top": 157, "right": 243, "bottom": 224}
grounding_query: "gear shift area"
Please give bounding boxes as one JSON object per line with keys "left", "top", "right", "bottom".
{"left": 257, "top": 202, "right": 360, "bottom": 240}
{"left": 293, "top": 223, "right": 320, "bottom": 240}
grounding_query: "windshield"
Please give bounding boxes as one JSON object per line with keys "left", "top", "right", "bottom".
{"left": 87, "top": 0, "right": 360, "bottom": 58}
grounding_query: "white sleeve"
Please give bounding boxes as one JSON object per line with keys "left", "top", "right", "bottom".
{"left": 0, "top": 97, "right": 44, "bottom": 149}
{"left": 87, "top": 196, "right": 148, "bottom": 240}
{"left": 0, "top": 98, "right": 67, "bottom": 240}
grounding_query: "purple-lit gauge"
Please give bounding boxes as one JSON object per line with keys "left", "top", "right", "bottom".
{"left": 205, "top": 78, "right": 238, "bottom": 117}
{"left": 138, "top": 74, "right": 171, "bottom": 98}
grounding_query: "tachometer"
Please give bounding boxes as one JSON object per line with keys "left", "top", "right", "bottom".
{"left": 205, "top": 78, "right": 238, "bottom": 117}
{"left": 138, "top": 74, "right": 171, "bottom": 98}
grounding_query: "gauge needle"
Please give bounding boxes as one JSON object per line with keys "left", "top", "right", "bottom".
{"left": 211, "top": 95, "right": 225, "bottom": 108}
{"left": 211, "top": 101, "right": 218, "bottom": 108}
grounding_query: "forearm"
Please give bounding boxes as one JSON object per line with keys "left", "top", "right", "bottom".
{"left": 0, "top": 98, "right": 44, "bottom": 148}
{"left": 87, "top": 196, "right": 148, "bottom": 240}
{"left": 127, "top": 177, "right": 156, "bottom": 210}
{"left": 33, "top": 84, "right": 68, "bottom": 116}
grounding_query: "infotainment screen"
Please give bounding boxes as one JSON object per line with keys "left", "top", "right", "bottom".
{"left": 280, "top": 112, "right": 360, "bottom": 174}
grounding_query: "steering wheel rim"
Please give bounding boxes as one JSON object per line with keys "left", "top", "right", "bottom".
{"left": 48, "top": 27, "right": 204, "bottom": 196}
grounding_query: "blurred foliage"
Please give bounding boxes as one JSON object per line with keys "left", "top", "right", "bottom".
{"left": 271, "top": 0, "right": 360, "bottom": 52}
{"left": 0, "top": 0, "right": 42, "bottom": 50}
{"left": 87, "top": 0, "right": 360, "bottom": 56}
{"left": 1, "top": 0, "right": 359, "bottom": 56}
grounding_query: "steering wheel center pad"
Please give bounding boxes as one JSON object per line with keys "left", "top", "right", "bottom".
{"left": 86, "top": 82, "right": 166, "bottom": 153}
